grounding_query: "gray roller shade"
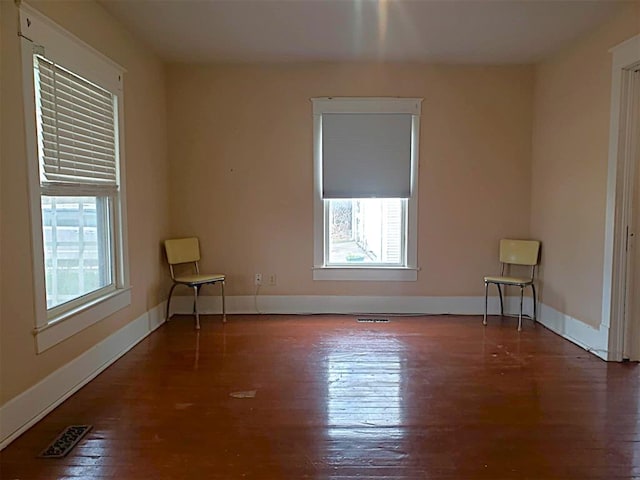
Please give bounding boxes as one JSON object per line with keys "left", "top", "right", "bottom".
{"left": 322, "top": 113, "right": 412, "bottom": 198}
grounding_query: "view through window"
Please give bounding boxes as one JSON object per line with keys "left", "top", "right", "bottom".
{"left": 327, "top": 198, "right": 405, "bottom": 265}
{"left": 41, "top": 196, "right": 112, "bottom": 309}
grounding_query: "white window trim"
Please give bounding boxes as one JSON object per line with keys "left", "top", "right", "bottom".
{"left": 19, "top": 4, "right": 131, "bottom": 353}
{"left": 311, "top": 97, "right": 421, "bottom": 281}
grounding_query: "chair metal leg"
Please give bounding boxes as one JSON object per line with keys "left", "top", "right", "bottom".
{"left": 221, "top": 280, "right": 226, "bottom": 323}
{"left": 193, "top": 285, "right": 200, "bottom": 330}
{"left": 166, "top": 283, "right": 178, "bottom": 321}
{"left": 531, "top": 283, "right": 537, "bottom": 322}
{"left": 193, "top": 285, "right": 202, "bottom": 314}
{"left": 518, "top": 286, "right": 524, "bottom": 331}
{"left": 483, "top": 281, "right": 488, "bottom": 326}
{"left": 497, "top": 284, "right": 504, "bottom": 316}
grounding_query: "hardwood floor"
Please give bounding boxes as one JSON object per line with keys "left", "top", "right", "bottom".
{"left": 1, "top": 314, "right": 639, "bottom": 479}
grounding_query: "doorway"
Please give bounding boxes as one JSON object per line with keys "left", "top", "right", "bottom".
{"left": 624, "top": 68, "right": 640, "bottom": 360}
{"left": 603, "top": 34, "right": 640, "bottom": 362}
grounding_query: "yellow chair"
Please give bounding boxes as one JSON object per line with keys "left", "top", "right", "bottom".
{"left": 164, "top": 237, "right": 226, "bottom": 329}
{"left": 483, "top": 239, "right": 540, "bottom": 331}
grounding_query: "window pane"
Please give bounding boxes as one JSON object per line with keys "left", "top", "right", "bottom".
{"left": 42, "top": 196, "right": 112, "bottom": 309}
{"left": 327, "top": 198, "right": 405, "bottom": 265}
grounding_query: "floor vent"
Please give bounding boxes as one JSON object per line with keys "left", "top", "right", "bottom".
{"left": 39, "top": 425, "right": 92, "bottom": 458}
{"left": 357, "top": 317, "right": 389, "bottom": 323}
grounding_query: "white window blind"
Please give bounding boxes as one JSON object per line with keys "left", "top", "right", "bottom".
{"left": 322, "top": 113, "right": 412, "bottom": 199}
{"left": 34, "top": 55, "right": 118, "bottom": 186}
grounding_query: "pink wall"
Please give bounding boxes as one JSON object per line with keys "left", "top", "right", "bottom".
{"left": 167, "top": 63, "right": 534, "bottom": 296}
{"left": 531, "top": 3, "right": 640, "bottom": 328}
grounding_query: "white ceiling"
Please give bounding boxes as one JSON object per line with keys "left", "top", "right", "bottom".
{"left": 99, "top": 0, "right": 629, "bottom": 64}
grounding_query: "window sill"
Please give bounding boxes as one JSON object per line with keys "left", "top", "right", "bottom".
{"left": 34, "top": 287, "right": 132, "bottom": 353}
{"left": 313, "top": 267, "right": 418, "bottom": 281}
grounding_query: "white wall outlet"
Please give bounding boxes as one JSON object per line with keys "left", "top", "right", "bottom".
{"left": 254, "top": 273, "right": 262, "bottom": 286}
{"left": 268, "top": 274, "right": 276, "bottom": 286}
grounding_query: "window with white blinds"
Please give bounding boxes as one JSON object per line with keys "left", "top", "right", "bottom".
{"left": 20, "top": 4, "right": 130, "bottom": 351}
{"left": 34, "top": 55, "right": 118, "bottom": 187}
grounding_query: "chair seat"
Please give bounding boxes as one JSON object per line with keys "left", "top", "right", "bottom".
{"left": 484, "top": 275, "right": 533, "bottom": 286}
{"left": 174, "top": 273, "right": 225, "bottom": 285}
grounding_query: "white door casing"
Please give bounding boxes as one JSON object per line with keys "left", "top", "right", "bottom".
{"left": 625, "top": 70, "right": 640, "bottom": 359}
{"left": 603, "top": 34, "right": 640, "bottom": 361}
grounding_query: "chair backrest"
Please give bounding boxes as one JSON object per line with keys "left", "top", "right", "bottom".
{"left": 499, "top": 239, "right": 540, "bottom": 266}
{"left": 165, "top": 237, "right": 201, "bottom": 266}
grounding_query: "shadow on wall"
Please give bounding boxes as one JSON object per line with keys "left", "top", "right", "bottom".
{"left": 157, "top": 240, "right": 173, "bottom": 307}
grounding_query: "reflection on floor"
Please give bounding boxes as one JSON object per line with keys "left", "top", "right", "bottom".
{"left": 327, "top": 336, "right": 403, "bottom": 439}
{"left": 2, "top": 314, "right": 639, "bottom": 479}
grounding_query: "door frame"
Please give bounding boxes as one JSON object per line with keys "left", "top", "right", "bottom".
{"left": 602, "top": 34, "right": 640, "bottom": 361}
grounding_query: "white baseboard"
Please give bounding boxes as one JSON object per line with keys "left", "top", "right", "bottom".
{"left": 170, "top": 294, "right": 534, "bottom": 316}
{"left": 535, "top": 302, "right": 609, "bottom": 360}
{"left": 0, "top": 302, "right": 166, "bottom": 450}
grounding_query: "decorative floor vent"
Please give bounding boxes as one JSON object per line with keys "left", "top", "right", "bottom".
{"left": 39, "top": 425, "right": 92, "bottom": 458}
{"left": 357, "top": 317, "right": 390, "bottom": 323}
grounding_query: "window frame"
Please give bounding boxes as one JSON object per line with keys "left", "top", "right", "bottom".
{"left": 19, "top": 4, "right": 131, "bottom": 352}
{"left": 311, "top": 97, "right": 421, "bottom": 281}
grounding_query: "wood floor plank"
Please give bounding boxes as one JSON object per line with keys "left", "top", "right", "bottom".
{"left": 1, "top": 314, "right": 639, "bottom": 479}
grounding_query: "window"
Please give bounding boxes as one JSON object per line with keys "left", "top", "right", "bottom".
{"left": 20, "top": 5, "right": 130, "bottom": 352}
{"left": 312, "top": 98, "right": 421, "bottom": 281}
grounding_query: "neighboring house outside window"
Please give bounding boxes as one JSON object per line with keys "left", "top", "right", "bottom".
{"left": 20, "top": 5, "right": 130, "bottom": 352}
{"left": 312, "top": 97, "right": 421, "bottom": 281}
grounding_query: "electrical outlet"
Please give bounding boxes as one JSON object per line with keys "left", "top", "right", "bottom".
{"left": 254, "top": 273, "right": 262, "bottom": 286}
{"left": 268, "top": 274, "right": 277, "bottom": 286}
